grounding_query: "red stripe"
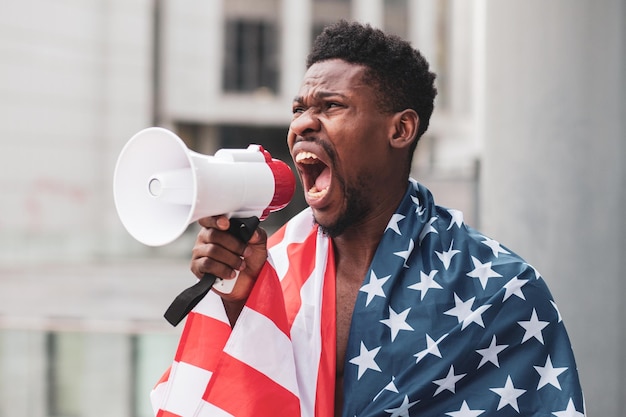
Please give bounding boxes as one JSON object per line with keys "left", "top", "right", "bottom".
{"left": 175, "top": 311, "right": 231, "bottom": 372}
{"left": 246, "top": 262, "right": 290, "bottom": 337}
{"left": 280, "top": 229, "right": 319, "bottom": 327}
{"left": 205, "top": 354, "right": 301, "bottom": 417}
{"left": 315, "top": 241, "right": 337, "bottom": 417}
{"left": 156, "top": 410, "right": 182, "bottom": 417}
{"left": 154, "top": 366, "right": 171, "bottom": 386}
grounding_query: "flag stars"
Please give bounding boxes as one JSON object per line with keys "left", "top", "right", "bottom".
{"left": 481, "top": 236, "right": 510, "bottom": 257}
{"left": 552, "top": 399, "right": 585, "bottom": 417}
{"left": 446, "top": 209, "right": 464, "bottom": 230}
{"left": 419, "top": 217, "right": 439, "bottom": 243}
{"left": 386, "top": 213, "right": 406, "bottom": 235}
{"left": 410, "top": 194, "right": 426, "bottom": 216}
{"left": 518, "top": 309, "right": 550, "bottom": 345}
{"left": 393, "top": 239, "right": 414, "bottom": 268}
{"left": 349, "top": 341, "right": 382, "bottom": 380}
{"left": 467, "top": 256, "right": 503, "bottom": 290}
{"left": 476, "top": 335, "right": 508, "bottom": 368}
{"left": 535, "top": 355, "right": 568, "bottom": 390}
{"left": 433, "top": 365, "right": 467, "bottom": 396}
{"left": 436, "top": 240, "right": 461, "bottom": 270}
{"left": 380, "top": 306, "right": 414, "bottom": 342}
{"left": 414, "top": 333, "right": 448, "bottom": 364}
{"left": 490, "top": 375, "right": 527, "bottom": 413}
{"left": 408, "top": 269, "right": 442, "bottom": 300}
{"left": 502, "top": 276, "right": 529, "bottom": 301}
{"left": 445, "top": 401, "right": 485, "bottom": 417}
{"left": 360, "top": 270, "right": 391, "bottom": 307}
{"left": 444, "top": 294, "right": 491, "bottom": 330}
{"left": 384, "top": 395, "right": 419, "bottom": 417}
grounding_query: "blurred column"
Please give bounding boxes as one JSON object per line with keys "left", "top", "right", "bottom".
{"left": 281, "top": 0, "right": 312, "bottom": 100}
{"left": 81, "top": 333, "right": 133, "bottom": 417}
{"left": 407, "top": 0, "right": 438, "bottom": 74}
{"left": 0, "top": 330, "right": 46, "bottom": 417}
{"left": 479, "top": 1, "right": 625, "bottom": 416}
{"left": 352, "top": 0, "right": 384, "bottom": 27}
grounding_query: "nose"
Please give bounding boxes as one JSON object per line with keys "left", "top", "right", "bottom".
{"left": 289, "top": 108, "right": 321, "bottom": 138}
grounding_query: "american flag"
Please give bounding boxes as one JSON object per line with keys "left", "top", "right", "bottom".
{"left": 151, "top": 179, "right": 585, "bottom": 417}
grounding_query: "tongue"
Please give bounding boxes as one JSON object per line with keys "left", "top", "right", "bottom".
{"left": 314, "top": 166, "right": 331, "bottom": 190}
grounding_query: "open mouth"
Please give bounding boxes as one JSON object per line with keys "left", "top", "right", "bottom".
{"left": 295, "top": 151, "right": 331, "bottom": 199}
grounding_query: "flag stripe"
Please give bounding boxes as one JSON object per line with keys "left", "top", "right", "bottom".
{"left": 315, "top": 241, "right": 337, "bottom": 417}
{"left": 224, "top": 306, "right": 298, "bottom": 395}
{"left": 205, "top": 353, "right": 301, "bottom": 417}
{"left": 175, "top": 311, "right": 231, "bottom": 371}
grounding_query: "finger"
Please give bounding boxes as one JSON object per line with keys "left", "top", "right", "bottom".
{"left": 198, "top": 215, "right": 230, "bottom": 230}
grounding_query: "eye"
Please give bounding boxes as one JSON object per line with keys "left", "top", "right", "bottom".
{"left": 292, "top": 105, "right": 305, "bottom": 114}
{"left": 325, "top": 101, "right": 343, "bottom": 110}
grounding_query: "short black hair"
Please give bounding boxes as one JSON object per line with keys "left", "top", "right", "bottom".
{"left": 307, "top": 20, "right": 437, "bottom": 150}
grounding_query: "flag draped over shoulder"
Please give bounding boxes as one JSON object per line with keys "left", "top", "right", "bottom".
{"left": 151, "top": 179, "right": 585, "bottom": 417}
{"left": 150, "top": 207, "right": 337, "bottom": 417}
{"left": 341, "top": 179, "right": 585, "bottom": 417}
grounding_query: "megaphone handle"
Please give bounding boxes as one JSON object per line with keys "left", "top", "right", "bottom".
{"left": 163, "top": 216, "right": 261, "bottom": 326}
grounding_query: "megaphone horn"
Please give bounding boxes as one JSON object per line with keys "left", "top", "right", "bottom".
{"left": 113, "top": 127, "right": 295, "bottom": 247}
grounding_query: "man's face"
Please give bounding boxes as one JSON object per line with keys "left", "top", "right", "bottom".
{"left": 287, "top": 59, "right": 395, "bottom": 237}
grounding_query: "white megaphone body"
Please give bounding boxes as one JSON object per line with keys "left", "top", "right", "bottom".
{"left": 113, "top": 127, "right": 295, "bottom": 248}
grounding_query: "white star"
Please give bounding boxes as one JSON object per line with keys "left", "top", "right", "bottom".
{"left": 476, "top": 335, "right": 508, "bottom": 368}
{"left": 433, "top": 365, "right": 467, "bottom": 396}
{"left": 380, "top": 306, "right": 414, "bottom": 341}
{"left": 410, "top": 195, "right": 426, "bottom": 216}
{"left": 444, "top": 293, "right": 491, "bottom": 330}
{"left": 502, "top": 275, "right": 529, "bottom": 301}
{"left": 518, "top": 309, "right": 550, "bottom": 344}
{"left": 408, "top": 269, "right": 442, "bottom": 300}
{"left": 414, "top": 333, "right": 448, "bottom": 364}
{"left": 445, "top": 401, "right": 485, "bottom": 417}
{"left": 447, "top": 209, "right": 464, "bottom": 230}
{"left": 360, "top": 270, "right": 391, "bottom": 307}
{"left": 481, "top": 236, "right": 510, "bottom": 257}
{"left": 551, "top": 300, "right": 563, "bottom": 322}
{"left": 552, "top": 399, "right": 585, "bottom": 417}
{"left": 384, "top": 395, "right": 419, "bottom": 417}
{"left": 466, "top": 256, "right": 502, "bottom": 290}
{"left": 490, "top": 375, "right": 527, "bottom": 412}
{"left": 393, "top": 239, "right": 414, "bottom": 268}
{"left": 386, "top": 213, "right": 406, "bottom": 235}
{"left": 349, "top": 341, "right": 382, "bottom": 380}
{"left": 535, "top": 355, "right": 568, "bottom": 390}
{"left": 419, "top": 217, "right": 438, "bottom": 243}
{"left": 373, "top": 376, "right": 399, "bottom": 401}
{"left": 436, "top": 240, "right": 461, "bottom": 270}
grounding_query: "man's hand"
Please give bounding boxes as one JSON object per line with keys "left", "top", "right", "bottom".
{"left": 191, "top": 215, "right": 268, "bottom": 324}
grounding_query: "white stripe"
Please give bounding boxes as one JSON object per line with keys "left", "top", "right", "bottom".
{"left": 192, "top": 289, "right": 230, "bottom": 324}
{"left": 162, "top": 361, "right": 213, "bottom": 417}
{"left": 150, "top": 380, "right": 168, "bottom": 415}
{"left": 224, "top": 306, "right": 299, "bottom": 396}
{"left": 290, "top": 232, "right": 329, "bottom": 417}
{"left": 269, "top": 208, "right": 315, "bottom": 279}
{"left": 196, "top": 400, "right": 235, "bottom": 417}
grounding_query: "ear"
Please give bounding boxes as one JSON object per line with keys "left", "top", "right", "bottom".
{"left": 389, "top": 109, "right": 419, "bottom": 149}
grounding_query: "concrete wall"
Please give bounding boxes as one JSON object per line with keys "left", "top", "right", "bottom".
{"left": 479, "top": 1, "right": 625, "bottom": 415}
{"left": 0, "top": 0, "right": 154, "bottom": 264}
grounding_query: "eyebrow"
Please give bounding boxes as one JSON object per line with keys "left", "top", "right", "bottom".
{"left": 292, "top": 91, "right": 348, "bottom": 103}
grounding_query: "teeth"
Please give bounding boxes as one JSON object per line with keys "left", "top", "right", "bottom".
{"left": 307, "top": 186, "right": 328, "bottom": 199}
{"left": 295, "top": 151, "right": 319, "bottom": 163}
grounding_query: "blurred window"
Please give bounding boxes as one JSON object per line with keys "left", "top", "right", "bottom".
{"left": 223, "top": 19, "right": 279, "bottom": 94}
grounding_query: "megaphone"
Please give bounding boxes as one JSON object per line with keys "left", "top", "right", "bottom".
{"left": 113, "top": 127, "right": 295, "bottom": 247}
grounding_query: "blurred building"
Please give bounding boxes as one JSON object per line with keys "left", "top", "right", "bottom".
{"left": 0, "top": 0, "right": 623, "bottom": 416}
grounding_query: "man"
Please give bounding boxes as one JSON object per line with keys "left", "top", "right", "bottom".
{"left": 152, "top": 20, "right": 585, "bottom": 417}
